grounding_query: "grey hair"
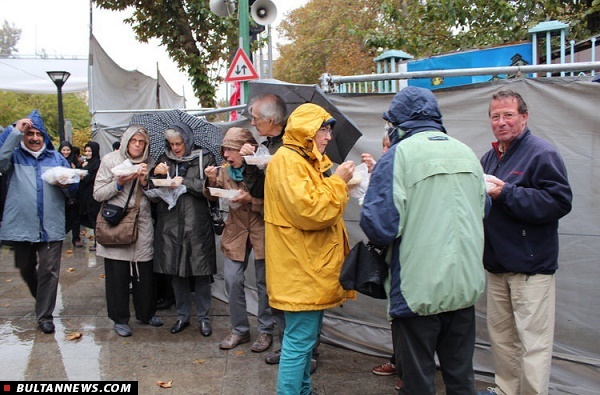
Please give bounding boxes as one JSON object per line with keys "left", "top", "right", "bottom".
{"left": 249, "top": 93, "right": 287, "bottom": 125}
{"left": 164, "top": 128, "right": 181, "bottom": 141}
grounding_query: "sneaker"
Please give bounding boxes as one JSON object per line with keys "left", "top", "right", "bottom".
{"left": 73, "top": 240, "right": 84, "bottom": 248}
{"left": 372, "top": 361, "right": 396, "bottom": 376}
{"left": 250, "top": 333, "right": 273, "bottom": 353}
{"left": 114, "top": 323, "right": 132, "bottom": 337}
{"left": 395, "top": 379, "right": 403, "bottom": 391}
{"left": 477, "top": 388, "right": 497, "bottom": 395}
{"left": 265, "top": 349, "right": 281, "bottom": 364}
{"left": 219, "top": 332, "right": 251, "bottom": 350}
{"left": 143, "top": 316, "right": 163, "bottom": 327}
{"left": 88, "top": 245, "right": 96, "bottom": 252}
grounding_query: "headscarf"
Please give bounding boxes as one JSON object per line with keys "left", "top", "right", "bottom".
{"left": 120, "top": 124, "right": 150, "bottom": 164}
{"left": 59, "top": 141, "right": 78, "bottom": 165}
{"left": 220, "top": 127, "right": 257, "bottom": 178}
{"left": 220, "top": 127, "right": 257, "bottom": 157}
{"left": 164, "top": 122, "right": 197, "bottom": 162}
{"left": 83, "top": 141, "right": 101, "bottom": 173}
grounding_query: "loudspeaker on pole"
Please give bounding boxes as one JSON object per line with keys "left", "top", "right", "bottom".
{"left": 251, "top": 0, "right": 277, "bottom": 26}
{"left": 209, "top": 0, "right": 235, "bottom": 17}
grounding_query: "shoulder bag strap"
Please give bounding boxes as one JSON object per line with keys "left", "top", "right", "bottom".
{"left": 123, "top": 179, "right": 138, "bottom": 209}
{"left": 133, "top": 180, "right": 142, "bottom": 208}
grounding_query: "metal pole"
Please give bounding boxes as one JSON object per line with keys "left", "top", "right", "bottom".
{"left": 57, "top": 85, "right": 65, "bottom": 143}
{"left": 327, "top": 61, "right": 600, "bottom": 84}
{"left": 239, "top": 0, "right": 250, "bottom": 104}
{"left": 267, "top": 25, "right": 273, "bottom": 78}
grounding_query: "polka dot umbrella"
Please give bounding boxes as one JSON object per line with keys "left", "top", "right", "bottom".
{"left": 130, "top": 110, "right": 224, "bottom": 164}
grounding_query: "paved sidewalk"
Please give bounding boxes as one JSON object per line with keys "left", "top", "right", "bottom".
{"left": 0, "top": 237, "right": 491, "bottom": 394}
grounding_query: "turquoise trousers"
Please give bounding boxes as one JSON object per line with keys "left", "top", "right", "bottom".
{"left": 277, "top": 310, "right": 324, "bottom": 395}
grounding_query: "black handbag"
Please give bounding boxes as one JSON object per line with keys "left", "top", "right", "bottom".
{"left": 101, "top": 180, "right": 137, "bottom": 226}
{"left": 339, "top": 241, "right": 388, "bottom": 299}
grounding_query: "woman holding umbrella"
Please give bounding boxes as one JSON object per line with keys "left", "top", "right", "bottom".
{"left": 150, "top": 122, "right": 218, "bottom": 337}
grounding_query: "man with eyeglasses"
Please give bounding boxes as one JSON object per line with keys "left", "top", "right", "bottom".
{"left": 239, "top": 93, "right": 287, "bottom": 198}
{"left": 477, "top": 90, "right": 572, "bottom": 395}
{"left": 0, "top": 110, "right": 79, "bottom": 334}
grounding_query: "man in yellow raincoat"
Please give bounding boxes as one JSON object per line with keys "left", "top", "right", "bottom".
{"left": 264, "top": 103, "right": 355, "bottom": 394}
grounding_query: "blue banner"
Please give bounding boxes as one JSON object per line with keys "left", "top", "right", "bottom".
{"left": 407, "top": 43, "right": 532, "bottom": 90}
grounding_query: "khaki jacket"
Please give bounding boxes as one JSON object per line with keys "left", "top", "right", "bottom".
{"left": 93, "top": 127, "right": 154, "bottom": 262}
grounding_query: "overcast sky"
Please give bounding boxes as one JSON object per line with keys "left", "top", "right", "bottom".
{"left": 1, "top": 0, "right": 307, "bottom": 106}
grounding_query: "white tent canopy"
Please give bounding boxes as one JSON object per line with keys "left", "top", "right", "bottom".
{"left": 89, "top": 35, "right": 186, "bottom": 157}
{"left": 0, "top": 36, "right": 186, "bottom": 158}
{"left": 0, "top": 57, "right": 88, "bottom": 93}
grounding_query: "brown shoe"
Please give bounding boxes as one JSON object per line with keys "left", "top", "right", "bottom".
{"left": 219, "top": 332, "right": 251, "bottom": 350}
{"left": 372, "top": 361, "right": 396, "bottom": 376}
{"left": 250, "top": 333, "right": 273, "bottom": 353}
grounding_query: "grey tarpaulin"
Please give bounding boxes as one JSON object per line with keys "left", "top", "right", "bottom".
{"left": 210, "top": 76, "right": 599, "bottom": 395}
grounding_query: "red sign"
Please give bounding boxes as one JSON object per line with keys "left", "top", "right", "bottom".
{"left": 225, "top": 48, "right": 259, "bottom": 82}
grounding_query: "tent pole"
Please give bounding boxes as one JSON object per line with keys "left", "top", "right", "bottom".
{"left": 156, "top": 62, "right": 161, "bottom": 109}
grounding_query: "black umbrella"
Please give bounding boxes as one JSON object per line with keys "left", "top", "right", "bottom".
{"left": 130, "top": 110, "right": 224, "bottom": 163}
{"left": 248, "top": 79, "right": 363, "bottom": 163}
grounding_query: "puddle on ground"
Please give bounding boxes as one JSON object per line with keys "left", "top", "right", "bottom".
{"left": 0, "top": 284, "right": 102, "bottom": 380}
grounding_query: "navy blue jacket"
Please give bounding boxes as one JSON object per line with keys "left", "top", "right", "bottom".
{"left": 480, "top": 128, "right": 572, "bottom": 275}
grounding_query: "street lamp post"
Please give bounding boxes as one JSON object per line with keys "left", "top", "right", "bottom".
{"left": 46, "top": 71, "right": 71, "bottom": 143}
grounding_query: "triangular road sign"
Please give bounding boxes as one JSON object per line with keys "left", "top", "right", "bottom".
{"left": 225, "top": 48, "right": 259, "bottom": 82}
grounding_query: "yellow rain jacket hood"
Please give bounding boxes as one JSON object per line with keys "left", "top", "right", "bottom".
{"left": 264, "top": 103, "right": 355, "bottom": 312}
{"left": 282, "top": 103, "right": 334, "bottom": 174}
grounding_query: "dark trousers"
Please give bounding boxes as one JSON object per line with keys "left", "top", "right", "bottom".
{"left": 155, "top": 272, "right": 174, "bottom": 303}
{"left": 392, "top": 306, "right": 476, "bottom": 395}
{"left": 13, "top": 241, "right": 62, "bottom": 323}
{"left": 65, "top": 202, "right": 81, "bottom": 243}
{"left": 104, "top": 258, "right": 156, "bottom": 325}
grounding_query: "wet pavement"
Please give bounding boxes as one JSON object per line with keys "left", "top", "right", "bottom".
{"left": 0, "top": 230, "right": 491, "bottom": 394}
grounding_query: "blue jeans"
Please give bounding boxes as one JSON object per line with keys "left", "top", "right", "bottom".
{"left": 277, "top": 310, "right": 323, "bottom": 395}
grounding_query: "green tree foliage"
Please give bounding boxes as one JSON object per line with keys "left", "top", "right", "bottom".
{"left": 366, "top": 0, "right": 600, "bottom": 58}
{"left": 93, "top": 0, "right": 240, "bottom": 107}
{"left": 0, "top": 91, "right": 92, "bottom": 147}
{"left": 273, "top": 0, "right": 599, "bottom": 83}
{"left": 273, "top": 0, "right": 384, "bottom": 84}
{"left": 0, "top": 20, "right": 21, "bottom": 57}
